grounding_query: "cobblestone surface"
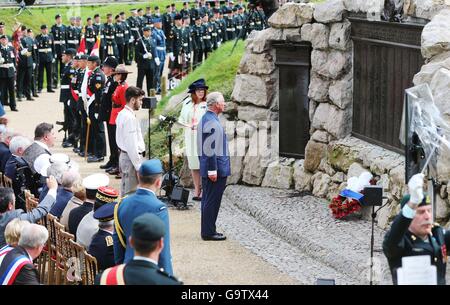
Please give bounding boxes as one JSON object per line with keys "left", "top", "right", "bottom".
{"left": 219, "top": 185, "right": 394, "bottom": 285}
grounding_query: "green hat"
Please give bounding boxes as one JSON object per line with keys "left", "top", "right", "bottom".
{"left": 132, "top": 213, "right": 165, "bottom": 242}
{"left": 400, "top": 193, "right": 431, "bottom": 208}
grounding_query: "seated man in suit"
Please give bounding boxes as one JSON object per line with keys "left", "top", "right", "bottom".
{"left": 113, "top": 159, "right": 173, "bottom": 275}
{"left": 97, "top": 213, "right": 182, "bottom": 285}
{"left": 0, "top": 176, "right": 57, "bottom": 248}
{"left": 197, "top": 92, "right": 230, "bottom": 241}
{"left": 22, "top": 122, "right": 56, "bottom": 173}
{"left": 5, "top": 136, "right": 33, "bottom": 211}
{"left": 0, "top": 223, "right": 48, "bottom": 285}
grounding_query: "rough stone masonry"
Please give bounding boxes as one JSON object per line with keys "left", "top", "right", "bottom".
{"left": 226, "top": 0, "right": 450, "bottom": 229}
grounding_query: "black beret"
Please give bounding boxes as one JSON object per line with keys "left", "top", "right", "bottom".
{"left": 0, "top": 35, "right": 6, "bottom": 40}
{"left": 137, "top": 8, "right": 143, "bottom": 12}
{"left": 132, "top": 213, "right": 165, "bottom": 242}
{"left": 55, "top": 14, "right": 61, "bottom": 19}
{"left": 106, "top": 13, "right": 112, "bottom": 17}
{"left": 87, "top": 17, "right": 92, "bottom": 21}
{"left": 143, "top": 25, "right": 152, "bottom": 32}
{"left": 40, "top": 24, "right": 47, "bottom": 30}
{"left": 120, "top": 11, "right": 125, "bottom": 15}
{"left": 174, "top": 14, "right": 183, "bottom": 20}
{"left": 115, "top": 15, "right": 120, "bottom": 19}
{"left": 88, "top": 55, "right": 100, "bottom": 62}
{"left": 74, "top": 55, "right": 81, "bottom": 60}
{"left": 154, "top": 6, "right": 159, "bottom": 10}
{"left": 79, "top": 54, "right": 89, "bottom": 60}
{"left": 0, "top": 22, "right": 4, "bottom": 26}
{"left": 171, "top": 3, "right": 176, "bottom": 6}
{"left": 94, "top": 14, "right": 100, "bottom": 18}
{"left": 63, "top": 48, "right": 76, "bottom": 56}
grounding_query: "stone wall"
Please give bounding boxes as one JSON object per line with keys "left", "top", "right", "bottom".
{"left": 227, "top": 0, "right": 450, "bottom": 229}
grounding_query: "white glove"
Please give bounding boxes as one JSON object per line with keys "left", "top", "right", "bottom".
{"left": 52, "top": 58, "right": 55, "bottom": 63}
{"left": 408, "top": 173, "right": 425, "bottom": 204}
{"left": 143, "top": 53, "right": 150, "bottom": 59}
{"left": 94, "top": 113, "right": 99, "bottom": 119}
{"left": 33, "top": 63, "right": 36, "bottom": 69}
{"left": 21, "top": 49, "right": 28, "bottom": 55}
{"left": 169, "top": 52, "right": 175, "bottom": 61}
{"left": 0, "top": 57, "right": 4, "bottom": 64}
{"left": 155, "top": 57, "right": 160, "bottom": 66}
{"left": 218, "top": 42, "right": 221, "bottom": 47}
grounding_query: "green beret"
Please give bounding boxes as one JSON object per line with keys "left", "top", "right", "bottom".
{"left": 132, "top": 213, "right": 165, "bottom": 242}
{"left": 400, "top": 193, "right": 431, "bottom": 208}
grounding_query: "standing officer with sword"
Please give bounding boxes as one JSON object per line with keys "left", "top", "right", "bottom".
{"left": 135, "top": 26, "right": 159, "bottom": 97}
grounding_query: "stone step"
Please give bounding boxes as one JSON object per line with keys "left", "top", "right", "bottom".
{"left": 217, "top": 195, "right": 357, "bottom": 285}
{"left": 222, "top": 185, "right": 393, "bottom": 284}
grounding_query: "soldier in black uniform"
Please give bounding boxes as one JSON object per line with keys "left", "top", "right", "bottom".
{"left": 219, "top": 10, "right": 227, "bottom": 42}
{"left": 202, "top": 14, "right": 213, "bottom": 60}
{"left": 71, "top": 55, "right": 86, "bottom": 154}
{"left": 114, "top": 15, "right": 126, "bottom": 64}
{"left": 95, "top": 213, "right": 182, "bottom": 285}
{"left": 85, "top": 55, "right": 106, "bottom": 162}
{"left": 233, "top": 6, "right": 244, "bottom": 39}
{"left": 180, "top": 2, "right": 190, "bottom": 19}
{"left": 26, "top": 29, "right": 39, "bottom": 98}
{"left": 36, "top": 25, "right": 55, "bottom": 94}
{"left": 88, "top": 202, "right": 116, "bottom": 272}
{"left": 162, "top": 5, "right": 174, "bottom": 40}
{"left": 192, "top": 16, "right": 204, "bottom": 69}
{"left": 51, "top": 14, "right": 67, "bottom": 89}
{"left": 120, "top": 12, "right": 131, "bottom": 66}
{"left": 66, "top": 17, "right": 79, "bottom": 50}
{"left": 182, "top": 15, "right": 192, "bottom": 74}
{"left": 136, "top": 26, "right": 158, "bottom": 96}
{"left": 102, "top": 14, "right": 118, "bottom": 60}
{"left": 168, "top": 14, "right": 188, "bottom": 80}
{"left": 85, "top": 18, "right": 97, "bottom": 55}
{"left": 75, "top": 16, "right": 83, "bottom": 42}
{"left": 17, "top": 25, "right": 35, "bottom": 102}
{"left": 93, "top": 14, "right": 102, "bottom": 36}
{"left": 210, "top": 13, "right": 220, "bottom": 50}
{"left": 127, "top": 9, "right": 140, "bottom": 64}
{"left": 99, "top": 57, "right": 118, "bottom": 172}
{"left": 137, "top": 8, "right": 145, "bottom": 32}
{"left": 0, "top": 35, "right": 18, "bottom": 112}
{"left": 383, "top": 173, "right": 450, "bottom": 285}
{"left": 76, "top": 54, "right": 90, "bottom": 157}
{"left": 60, "top": 48, "right": 77, "bottom": 148}
{"left": 223, "top": 8, "right": 236, "bottom": 41}
{"left": 0, "top": 22, "right": 11, "bottom": 43}
{"left": 153, "top": 6, "right": 161, "bottom": 19}
{"left": 143, "top": 7, "right": 153, "bottom": 27}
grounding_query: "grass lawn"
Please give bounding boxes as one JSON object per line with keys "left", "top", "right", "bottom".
{"left": 149, "top": 39, "right": 245, "bottom": 164}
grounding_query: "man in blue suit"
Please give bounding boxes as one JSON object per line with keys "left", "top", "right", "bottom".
{"left": 113, "top": 159, "right": 173, "bottom": 275}
{"left": 197, "top": 92, "right": 230, "bottom": 241}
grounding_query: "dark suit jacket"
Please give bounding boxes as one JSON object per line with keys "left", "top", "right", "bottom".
{"left": 0, "top": 142, "right": 11, "bottom": 173}
{"left": 95, "top": 259, "right": 181, "bottom": 285}
{"left": 49, "top": 187, "right": 73, "bottom": 218}
{"left": 197, "top": 110, "right": 231, "bottom": 178}
{"left": 22, "top": 142, "right": 51, "bottom": 173}
{"left": 68, "top": 202, "right": 94, "bottom": 236}
{"left": 0, "top": 246, "right": 40, "bottom": 285}
{"left": 88, "top": 229, "right": 115, "bottom": 272}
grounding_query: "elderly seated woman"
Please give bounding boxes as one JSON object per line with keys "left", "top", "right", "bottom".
{"left": 0, "top": 218, "right": 30, "bottom": 265}
{"left": 60, "top": 179, "right": 85, "bottom": 230}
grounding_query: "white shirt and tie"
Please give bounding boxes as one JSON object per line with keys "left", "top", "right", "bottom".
{"left": 116, "top": 105, "right": 145, "bottom": 171}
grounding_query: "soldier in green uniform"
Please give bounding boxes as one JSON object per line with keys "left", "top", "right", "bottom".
{"left": 168, "top": 14, "right": 187, "bottom": 81}
{"left": 136, "top": 26, "right": 158, "bottom": 96}
{"left": 182, "top": 15, "right": 192, "bottom": 74}
{"left": 120, "top": 12, "right": 132, "bottom": 66}
{"left": 85, "top": 17, "right": 97, "bottom": 55}
{"left": 126, "top": 9, "right": 140, "bottom": 65}
{"left": 59, "top": 48, "right": 77, "bottom": 148}
{"left": 96, "top": 213, "right": 182, "bottom": 285}
{"left": 66, "top": 17, "right": 79, "bottom": 50}
{"left": 383, "top": 173, "right": 450, "bottom": 285}
{"left": 115, "top": 15, "right": 127, "bottom": 64}
{"left": 51, "top": 14, "right": 66, "bottom": 89}
{"left": 224, "top": 8, "right": 235, "bottom": 41}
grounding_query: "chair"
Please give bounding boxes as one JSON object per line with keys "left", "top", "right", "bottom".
{"left": 83, "top": 251, "right": 98, "bottom": 285}
{"left": 26, "top": 194, "right": 38, "bottom": 213}
{"left": 46, "top": 214, "right": 58, "bottom": 285}
{"left": 0, "top": 172, "right": 4, "bottom": 187}
{"left": 2, "top": 175, "right": 12, "bottom": 188}
{"left": 54, "top": 220, "right": 66, "bottom": 285}
{"left": 57, "top": 229, "right": 75, "bottom": 285}
{"left": 68, "top": 240, "right": 86, "bottom": 285}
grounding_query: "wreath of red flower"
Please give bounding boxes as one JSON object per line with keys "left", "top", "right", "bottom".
{"left": 329, "top": 195, "right": 362, "bottom": 219}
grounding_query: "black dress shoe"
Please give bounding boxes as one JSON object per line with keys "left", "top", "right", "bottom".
{"left": 17, "top": 97, "right": 23, "bottom": 102}
{"left": 78, "top": 151, "right": 85, "bottom": 157}
{"left": 47, "top": 89, "right": 55, "bottom": 93}
{"left": 37, "top": 90, "right": 42, "bottom": 94}
{"left": 107, "top": 167, "right": 120, "bottom": 175}
{"left": 201, "top": 234, "right": 226, "bottom": 241}
{"left": 33, "top": 93, "right": 39, "bottom": 97}
{"left": 100, "top": 162, "right": 112, "bottom": 169}
{"left": 115, "top": 173, "right": 122, "bottom": 179}
{"left": 62, "top": 141, "right": 73, "bottom": 148}
{"left": 73, "top": 147, "right": 80, "bottom": 153}
{"left": 26, "top": 97, "right": 34, "bottom": 101}
{"left": 192, "top": 196, "right": 202, "bottom": 201}
{"left": 10, "top": 108, "right": 18, "bottom": 112}
{"left": 87, "top": 156, "right": 104, "bottom": 163}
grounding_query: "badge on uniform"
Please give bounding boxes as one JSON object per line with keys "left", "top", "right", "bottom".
{"left": 442, "top": 244, "right": 447, "bottom": 263}
{"left": 96, "top": 76, "right": 102, "bottom": 81}
{"left": 105, "top": 236, "right": 114, "bottom": 247}
{"left": 95, "top": 83, "right": 102, "bottom": 89}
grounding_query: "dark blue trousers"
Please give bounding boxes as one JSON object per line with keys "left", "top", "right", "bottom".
{"left": 201, "top": 177, "right": 227, "bottom": 237}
